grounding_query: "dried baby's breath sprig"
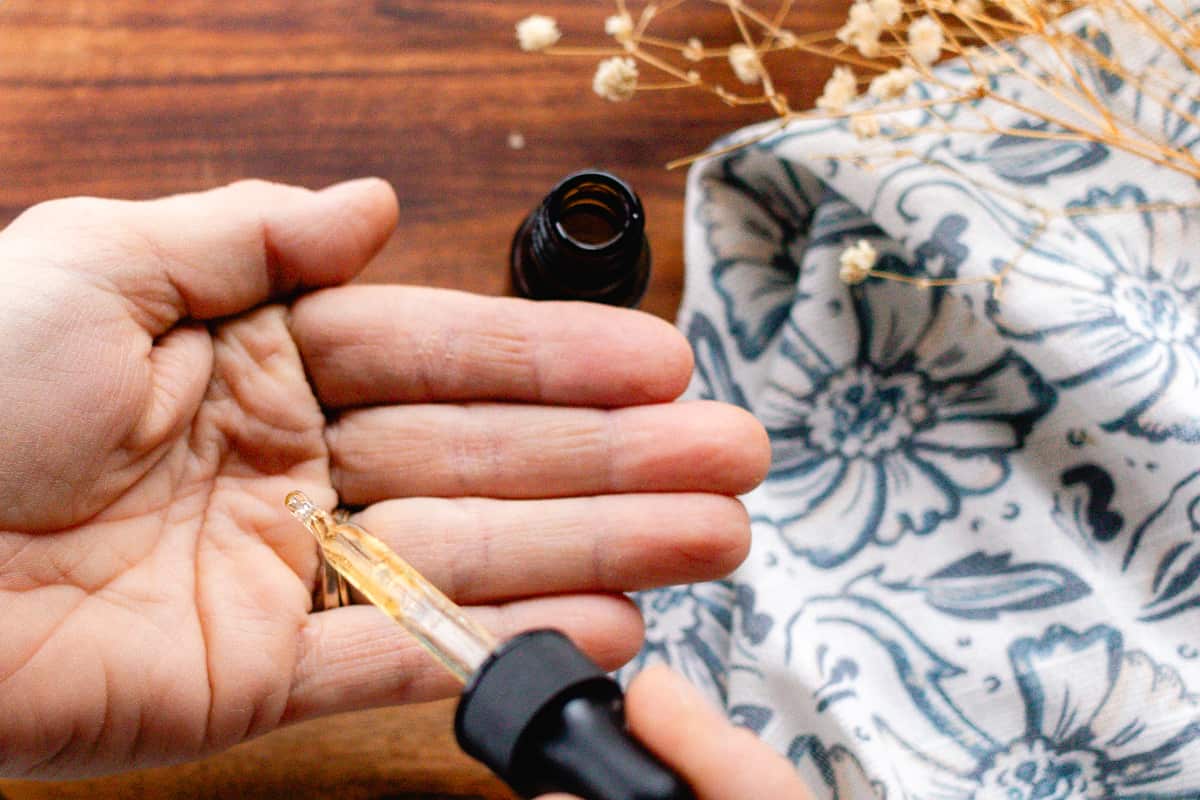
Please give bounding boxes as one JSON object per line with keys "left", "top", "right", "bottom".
{"left": 518, "top": 0, "right": 1200, "bottom": 182}
{"left": 519, "top": 0, "right": 1200, "bottom": 299}
{"left": 868, "top": 66, "right": 917, "bottom": 100}
{"left": 849, "top": 112, "right": 883, "bottom": 139}
{"left": 728, "top": 44, "right": 765, "bottom": 84}
{"left": 593, "top": 56, "right": 639, "bottom": 101}
{"left": 873, "top": 0, "right": 904, "bottom": 27}
{"left": 838, "top": 2, "right": 885, "bottom": 57}
{"left": 515, "top": 14, "right": 561, "bottom": 52}
{"left": 605, "top": 12, "right": 636, "bottom": 44}
{"left": 839, "top": 239, "right": 878, "bottom": 284}
{"left": 907, "top": 16, "right": 945, "bottom": 67}
{"left": 818, "top": 66, "right": 859, "bottom": 111}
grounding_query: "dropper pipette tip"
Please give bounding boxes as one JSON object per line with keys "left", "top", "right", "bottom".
{"left": 285, "top": 490, "right": 321, "bottom": 527}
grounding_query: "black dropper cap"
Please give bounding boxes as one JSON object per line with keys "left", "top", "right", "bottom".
{"left": 455, "top": 629, "right": 694, "bottom": 800}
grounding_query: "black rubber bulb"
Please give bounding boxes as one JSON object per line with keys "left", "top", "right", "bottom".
{"left": 455, "top": 629, "right": 694, "bottom": 800}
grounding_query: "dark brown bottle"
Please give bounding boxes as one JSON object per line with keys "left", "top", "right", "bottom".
{"left": 510, "top": 170, "right": 651, "bottom": 307}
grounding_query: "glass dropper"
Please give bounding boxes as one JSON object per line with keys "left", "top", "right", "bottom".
{"left": 285, "top": 490, "right": 498, "bottom": 682}
{"left": 285, "top": 490, "right": 694, "bottom": 800}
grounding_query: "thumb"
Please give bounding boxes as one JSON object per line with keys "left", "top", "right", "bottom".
{"left": 8, "top": 177, "right": 399, "bottom": 333}
{"left": 624, "top": 665, "right": 815, "bottom": 800}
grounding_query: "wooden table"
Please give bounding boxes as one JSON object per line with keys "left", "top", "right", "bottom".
{"left": 0, "top": 2, "right": 834, "bottom": 797}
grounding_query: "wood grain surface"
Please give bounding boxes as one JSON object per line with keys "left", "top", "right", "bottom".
{"left": 0, "top": 1, "right": 838, "bottom": 797}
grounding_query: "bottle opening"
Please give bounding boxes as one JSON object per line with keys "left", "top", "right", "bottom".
{"left": 551, "top": 177, "right": 639, "bottom": 252}
{"left": 558, "top": 204, "right": 621, "bottom": 248}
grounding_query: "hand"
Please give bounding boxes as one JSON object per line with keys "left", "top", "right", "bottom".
{"left": 542, "top": 666, "right": 814, "bottom": 800}
{"left": 0, "top": 179, "right": 769, "bottom": 778}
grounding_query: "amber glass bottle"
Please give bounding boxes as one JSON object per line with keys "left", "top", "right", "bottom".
{"left": 510, "top": 170, "right": 651, "bottom": 307}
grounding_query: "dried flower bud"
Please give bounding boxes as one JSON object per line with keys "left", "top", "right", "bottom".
{"left": 683, "top": 37, "right": 704, "bottom": 61}
{"left": 839, "top": 239, "right": 877, "bottom": 283}
{"left": 817, "top": 66, "right": 859, "bottom": 112}
{"left": 837, "top": 2, "right": 883, "bottom": 57}
{"left": 908, "top": 16, "right": 945, "bottom": 66}
{"left": 516, "top": 14, "right": 561, "bottom": 52}
{"left": 868, "top": 66, "right": 917, "bottom": 99}
{"left": 850, "top": 113, "right": 882, "bottom": 139}
{"left": 872, "top": 0, "right": 903, "bottom": 26}
{"left": 728, "top": 44, "right": 763, "bottom": 84}
{"left": 605, "top": 13, "right": 635, "bottom": 43}
{"left": 955, "top": 0, "right": 984, "bottom": 16}
{"left": 777, "top": 30, "right": 798, "bottom": 47}
{"left": 593, "top": 56, "right": 639, "bottom": 102}
{"left": 963, "top": 77, "right": 987, "bottom": 98}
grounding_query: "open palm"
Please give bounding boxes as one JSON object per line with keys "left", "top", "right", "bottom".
{"left": 0, "top": 179, "right": 767, "bottom": 779}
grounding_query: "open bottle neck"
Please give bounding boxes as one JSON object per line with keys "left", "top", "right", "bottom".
{"left": 527, "top": 171, "right": 647, "bottom": 292}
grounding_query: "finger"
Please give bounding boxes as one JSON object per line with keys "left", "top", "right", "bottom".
{"left": 289, "top": 285, "right": 693, "bottom": 408}
{"left": 284, "top": 593, "right": 642, "bottom": 724}
{"left": 329, "top": 400, "right": 770, "bottom": 504}
{"left": 625, "top": 666, "right": 815, "bottom": 800}
{"left": 350, "top": 493, "right": 749, "bottom": 604}
{"left": 11, "top": 178, "right": 398, "bottom": 333}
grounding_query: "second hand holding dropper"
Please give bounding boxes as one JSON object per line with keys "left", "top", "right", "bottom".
{"left": 285, "top": 491, "right": 694, "bottom": 800}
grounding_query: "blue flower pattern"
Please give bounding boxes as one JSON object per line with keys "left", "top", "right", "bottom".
{"left": 757, "top": 238, "right": 1055, "bottom": 566}
{"left": 629, "top": 3, "right": 1200, "bottom": 797}
{"left": 993, "top": 185, "right": 1200, "bottom": 442}
{"left": 781, "top": 593, "right": 1200, "bottom": 799}
{"left": 624, "top": 580, "right": 738, "bottom": 703}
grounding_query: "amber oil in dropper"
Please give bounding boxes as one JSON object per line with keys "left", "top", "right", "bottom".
{"left": 286, "top": 491, "right": 496, "bottom": 682}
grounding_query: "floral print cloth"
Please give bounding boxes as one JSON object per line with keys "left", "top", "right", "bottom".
{"left": 626, "top": 5, "right": 1200, "bottom": 798}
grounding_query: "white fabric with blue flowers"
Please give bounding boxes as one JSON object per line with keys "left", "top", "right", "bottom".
{"left": 625, "top": 4, "right": 1200, "bottom": 798}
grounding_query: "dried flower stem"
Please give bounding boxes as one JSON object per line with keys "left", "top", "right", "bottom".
{"left": 666, "top": 118, "right": 793, "bottom": 169}
{"left": 1115, "top": 0, "right": 1200, "bottom": 75}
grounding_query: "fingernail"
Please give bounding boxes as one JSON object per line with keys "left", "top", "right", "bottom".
{"left": 319, "top": 176, "right": 389, "bottom": 195}
{"left": 648, "top": 665, "right": 708, "bottom": 715}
